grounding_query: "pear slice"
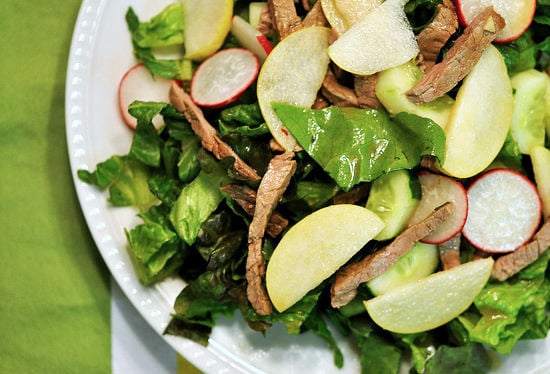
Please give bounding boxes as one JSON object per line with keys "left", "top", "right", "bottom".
{"left": 439, "top": 45, "right": 513, "bottom": 178}
{"left": 365, "top": 258, "right": 493, "bottom": 334}
{"left": 182, "top": 0, "right": 233, "bottom": 61}
{"left": 320, "top": 0, "right": 382, "bottom": 35}
{"left": 266, "top": 204, "right": 384, "bottom": 312}
{"left": 257, "top": 26, "right": 331, "bottom": 151}
{"left": 327, "top": 0, "right": 418, "bottom": 76}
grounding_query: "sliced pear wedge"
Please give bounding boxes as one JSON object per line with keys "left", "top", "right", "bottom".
{"left": 364, "top": 258, "right": 493, "bottom": 334}
{"left": 182, "top": 0, "right": 233, "bottom": 61}
{"left": 321, "top": 0, "right": 382, "bottom": 35}
{"left": 327, "top": 0, "right": 418, "bottom": 75}
{"left": 266, "top": 204, "right": 384, "bottom": 312}
{"left": 439, "top": 45, "right": 513, "bottom": 178}
{"left": 257, "top": 26, "right": 331, "bottom": 151}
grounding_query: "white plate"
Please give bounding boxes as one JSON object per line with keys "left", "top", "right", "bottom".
{"left": 65, "top": 1, "right": 550, "bottom": 373}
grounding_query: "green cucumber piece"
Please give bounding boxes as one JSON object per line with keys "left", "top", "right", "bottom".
{"left": 510, "top": 69, "right": 548, "bottom": 154}
{"left": 375, "top": 61, "right": 454, "bottom": 128}
{"left": 366, "top": 169, "right": 420, "bottom": 241}
{"left": 367, "top": 241, "right": 439, "bottom": 296}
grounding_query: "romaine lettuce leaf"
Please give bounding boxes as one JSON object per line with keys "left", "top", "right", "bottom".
{"left": 272, "top": 104, "right": 445, "bottom": 190}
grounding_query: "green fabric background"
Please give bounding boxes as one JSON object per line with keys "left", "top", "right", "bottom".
{"left": 0, "top": 1, "right": 111, "bottom": 372}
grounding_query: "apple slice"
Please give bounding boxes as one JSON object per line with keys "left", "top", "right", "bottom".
{"left": 531, "top": 146, "right": 550, "bottom": 220}
{"left": 266, "top": 204, "right": 385, "bottom": 312}
{"left": 327, "top": 0, "right": 419, "bottom": 75}
{"left": 364, "top": 257, "right": 493, "bottom": 334}
{"left": 117, "top": 64, "right": 174, "bottom": 130}
{"left": 407, "top": 171, "right": 468, "bottom": 244}
{"left": 182, "top": 0, "right": 233, "bottom": 61}
{"left": 320, "top": 0, "right": 382, "bottom": 35}
{"left": 462, "top": 168, "right": 542, "bottom": 253}
{"left": 257, "top": 26, "right": 331, "bottom": 151}
{"left": 190, "top": 48, "right": 259, "bottom": 108}
{"left": 439, "top": 45, "right": 513, "bottom": 178}
{"left": 231, "top": 15, "right": 272, "bottom": 62}
{"left": 455, "top": 0, "right": 536, "bottom": 43}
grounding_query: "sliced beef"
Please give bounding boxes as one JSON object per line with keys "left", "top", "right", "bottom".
{"left": 416, "top": 0, "right": 459, "bottom": 72}
{"left": 257, "top": 3, "right": 275, "bottom": 36}
{"left": 332, "top": 183, "right": 370, "bottom": 205}
{"left": 302, "top": 0, "right": 328, "bottom": 28}
{"left": 406, "top": 6, "right": 505, "bottom": 104}
{"left": 246, "top": 152, "right": 297, "bottom": 315}
{"left": 169, "top": 82, "right": 260, "bottom": 181}
{"left": 492, "top": 220, "right": 550, "bottom": 281}
{"left": 438, "top": 233, "right": 461, "bottom": 270}
{"left": 331, "top": 202, "right": 454, "bottom": 308}
{"left": 220, "top": 184, "right": 289, "bottom": 238}
{"left": 267, "top": 0, "right": 303, "bottom": 39}
{"left": 354, "top": 74, "right": 381, "bottom": 109}
{"left": 321, "top": 68, "right": 360, "bottom": 107}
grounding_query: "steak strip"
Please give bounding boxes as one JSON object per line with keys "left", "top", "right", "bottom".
{"left": 302, "top": 0, "right": 328, "bottom": 28}
{"left": 247, "top": 152, "right": 297, "bottom": 315}
{"left": 492, "top": 220, "right": 550, "bottom": 281}
{"left": 354, "top": 74, "right": 381, "bottom": 109}
{"left": 220, "top": 184, "right": 289, "bottom": 238}
{"left": 406, "top": 6, "right": 505, "bottom": 104}
{"left": 321, "top": 68, "right": 360, "bottom": 107}
{"left": 416, "top": 0, "right": 459, "bottom": 72}
{"left": 169, "top": 82, "right": 260, "bottom": 181}
{"left": 331, "top": 202, "right": 455, "bottom": 308}
{"left": 267, "top": 0, "right": 303, "bottom": 39}
{"left": 438, "top": 233, "right": 461, "bottom": 270}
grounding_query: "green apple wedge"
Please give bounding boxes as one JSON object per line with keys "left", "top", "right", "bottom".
{"left": 266, "top": 204, "right": 384, "bottom": 312}
{"left": 439, "top": 45, "right": 514, "bottom": 179}
{"left": 257, "top": 26, "right": 331, "bottom": 151}
{"left": 182, "top": 0, "right": 233, "bottom": 61}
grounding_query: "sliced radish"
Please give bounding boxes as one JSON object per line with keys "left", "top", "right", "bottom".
{"left": 407, "top": 171, "right": 468, "bottom": 244}
{"left": 190, "top": 48, "right": 260, "bottom": 108}
{"left": 462, "top": 168, "right": 542, "bottom": 253}
{"left": 117, "top": 63, "right": 174, "bottom": 129}
{"left": 455, "top": 0, "right": 536, "bottom": 43}
{"left": 231, "top": 15, "right": 273, "bottom": 62}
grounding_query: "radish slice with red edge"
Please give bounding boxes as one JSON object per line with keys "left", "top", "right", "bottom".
{"left": 190, "top": 48, "right": 260, "bottom": 108}
{"left": 462, "top": 168, "right": 542, "bottom": 253}
{"left": 231, "top": 15, "right": 273, "bottom": 62}
{"left": 454, "top": 0, "right": 536, "bottom": 43}
{"left": 117, "top": 63, "right": 175, "bottom": 130}
{"left": 407, "top": 171, "right": 468, "bottom": 244}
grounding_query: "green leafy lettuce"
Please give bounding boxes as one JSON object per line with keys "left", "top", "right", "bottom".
{"left": 272, "top": 104, "right": 446, "bottom": 191}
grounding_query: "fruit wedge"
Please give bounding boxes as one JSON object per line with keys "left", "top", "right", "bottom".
{"left": 257, "top": 26, "right": 330, "bottom": 151}
{"left": 364, "top": 257, "right": 494, "bottom": 334}
{"left": 320, "top": 0, "right": 382, "bottom": 35}
{"left": 182, "top": 0, "right": 233, "bottom": 61}
{"left": 455, "top": 0, "right": 536, "bottom": 43}
{"left": 231, "top": 15, "right": 272, "bottom": 62}
{"left": 327, "top": 0, "right": 418, "bottom": 75}
{"left": 266, "top": 204, "right": 385, "bottom": 312}
{"left": 439, "top": 45, "right": 513, "bottom": 178}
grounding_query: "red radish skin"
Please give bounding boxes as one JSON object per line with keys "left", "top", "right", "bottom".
{"left": 117, "top": 64, "right": 174, "bottom": 129}
{"left": 407, "top": 171, "right": 468, "bottom": 244}
{"left": 462, "top": 168, "right": 542, "bottom": 253}
{"left": 190, "top": 48, "right": 259, "bottom": 108}
{"left": 454, "top": 0, "right": 536, "bottom": 43}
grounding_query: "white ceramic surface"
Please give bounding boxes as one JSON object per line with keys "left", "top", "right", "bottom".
{"left": 64, "top": 1, "right": 549, "bottom": 373}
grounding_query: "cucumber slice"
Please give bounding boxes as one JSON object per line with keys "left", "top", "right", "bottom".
{"left": 510, "top": 69, "right": 547, "bottom": 154}
{"left": 367, "top": 241, "right": 439, "bottom": 296}
{"left": 366, "top": 169, "right": 420, "bottom": 241}
{"left": 375, "top": 61, "right": 454, "bottom": 128}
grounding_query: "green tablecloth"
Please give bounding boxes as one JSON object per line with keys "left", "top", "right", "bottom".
{"left": 0, "top": 0, "right": 111, "bottom": 372}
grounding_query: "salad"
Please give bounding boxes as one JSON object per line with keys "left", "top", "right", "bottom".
{"left": 78, "top": 0, "right": 550, "bottom": 372}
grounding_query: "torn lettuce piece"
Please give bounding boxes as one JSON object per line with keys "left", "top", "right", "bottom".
{"left": 126, "top": 222, "right": 186, "bottom": 285}
{"left": 272, "top": 104, "right": 445, "bottom": 190}
{"left": 77, "top": 155, "right": 157, "bottom": 207}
